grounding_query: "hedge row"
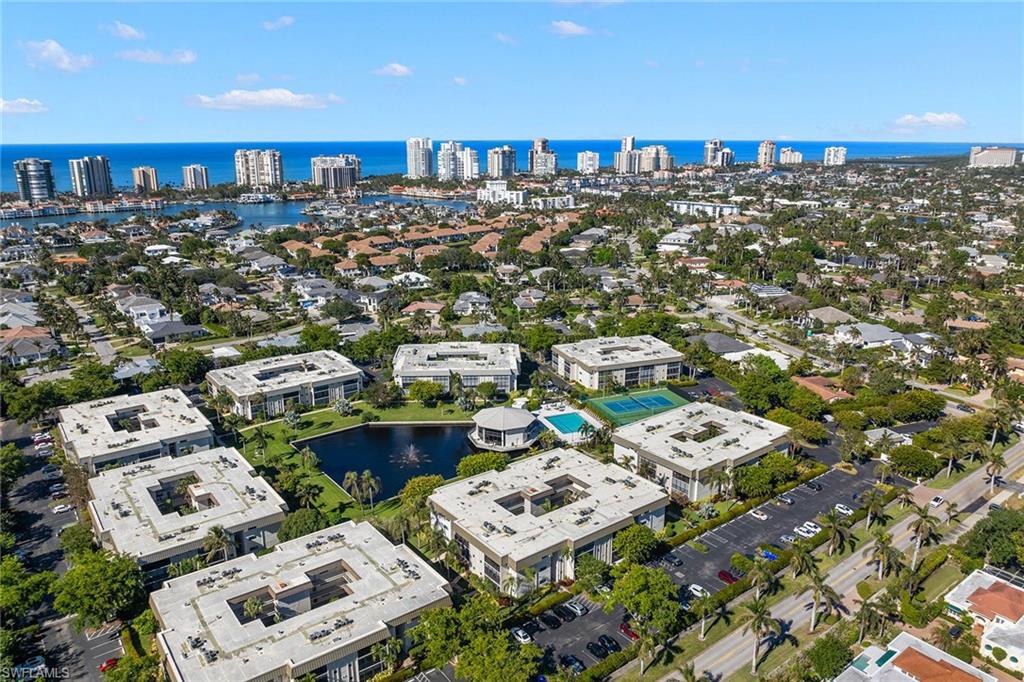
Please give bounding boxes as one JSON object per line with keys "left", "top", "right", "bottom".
{"left": 578, "top": 646, "right": 638, "bottom": 682}
{"left": 526, "top": 590, "right": 573, "bottom": 617}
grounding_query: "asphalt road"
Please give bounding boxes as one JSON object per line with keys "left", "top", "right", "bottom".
{"left": 527, "top": 594, "right": 630, "bottom": 673}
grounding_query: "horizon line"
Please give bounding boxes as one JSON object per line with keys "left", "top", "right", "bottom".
{"left": 3, "top": 138, "right": 1021, "bottom": 147}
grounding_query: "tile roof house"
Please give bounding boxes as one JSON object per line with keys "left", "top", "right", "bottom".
{"left": 946, "top": 569, "right": 1024, "bottom": 672}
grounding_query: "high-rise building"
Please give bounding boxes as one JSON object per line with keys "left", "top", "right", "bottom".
{"left": 486, "top": 145, "right": 517, "bottom": 178}
{"left": 69, "top": 156, "right": 113, "bottom": 198}
{"left": 310, "top": 155, "right": 361, "bottom": 190}
{"left": 436, "top": 141, "right": 479, "bottom": 181}
{"left": 717, "top": 148, "right": 735, "bottom": 167}
{"left": 823, "top": 146, "right": 847, "bottom": 166}
{"left": 638, "top": 145, "right": 673, "bottom": 172}
{"left": 621, "top": 136, "right": 636, "bottom": 153}
{"left": 614, "top": 136, "right": 640, "bottom": 174}
{"left": 234, "top": 149, "right": 284, "bottom": 187}
{"left": 406, "top": 137, "right": 434, "bottom": 179}
{"left": 968, "top": 146, "right": 1021, "bottom": 168}
{"left": 703, "top": 139, "right": 723, "bottom": 166}
{"left": 778, "top": 147, "right": 803, "bottom": 165}
{"left": 131, "top": 166, "right": 159, "bottom": 193}
{"left": 577, "top": 151, "right": 600, "bottom": 174}
{"left": 528, "top": 138, "right": 557, "bottom": 176}
{"left": 13, "top": 158, "right": 55, "bottom": 204}
{"left": 757, "top": 140, "right": 777, "bottom": 167}
{"left": 182, "top": 164, "right": 210, "bottom": 190}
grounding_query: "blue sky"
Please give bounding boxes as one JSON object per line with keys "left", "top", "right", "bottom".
{"left": 2, "top": 2, "right": 1021, "bottom": 144}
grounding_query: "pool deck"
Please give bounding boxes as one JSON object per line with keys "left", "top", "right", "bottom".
{"left": 535, "top": 402, "right": 604, "bottom": 445}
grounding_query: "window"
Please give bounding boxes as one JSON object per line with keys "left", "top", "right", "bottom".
{"left": 483, "top": 556, "right": 500, "bottom": 586}
{"left": 666, "top": 362, "right": 681, "bottom": 379}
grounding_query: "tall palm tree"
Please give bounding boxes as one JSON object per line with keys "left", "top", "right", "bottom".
{"left": 896, "top": 486, "right": 914, "bottom": 509}
{"left": 909, "top": 504, "right": 940, "bottom": 571}
{"left": 874, "top": 461, "right": 893, "bottom": 485}
{"left": 361, "top": 470, "right": 382, "bottom": 510}
{"left": 693, "top": 594, "right": 715, "bottom": 641}
{"left": 243, "top": 596, "right": 264, "bottom": 621}
{"left": 251, "top": 426, "right": 268, "bottom": 456}
{"left": 749, "top": 558, "right": 776, "bottom": 599}
{"left": 865, "top": 531, "right": 902, "bottom": 580}
{"left": 854, "top": 598, "right": 879, "bottom": 643}
{"left": 342, "top": 471, "right": 364, "bottom": 512}
{"left": 677, "top": 662, "right": 698, "bottom": 682}
{"left": 742, "top": 597, "right": 780, "bottom": 675}
{"left": 862, "top": 488, "right": 886, "bottom": 528}
{"left": 295, "top": 477, "right": 322, "bottom": 509}
{"left": 300, "top": 446, "right": 320, "bottom": 471}
{"left": 937, "top": 449, "right": 961, "bottom": 480}
{"left": 944, "top": 500, "right": 960, "bottom": 525}
{"left": 986, "top": 449, "right": 1007, "bottom": 495}
{"left": 808, "top": 568, "right": 841, "bottom": 632}
{"left": 203, "top": 525, "right": 232, "bottom": 564}
{"left": 822, "top": 510, "right": 852, "bottom": 556}
{"left": 789, "top": 542, "right": 817, "bottom": 579}
{"left": 370, "top": 637, "right": 403, "bottom": 675}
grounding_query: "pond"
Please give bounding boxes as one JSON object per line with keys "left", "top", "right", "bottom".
{"left": 301, "top": 424, "right": 475, "bottom": 500}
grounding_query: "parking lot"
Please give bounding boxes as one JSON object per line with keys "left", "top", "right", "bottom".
{"left": 525, "top": 594, "right": 630, "bottom": 673}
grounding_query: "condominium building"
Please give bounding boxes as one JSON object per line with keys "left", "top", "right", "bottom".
{"left": 835, "top": 632, "right": 995, "bottom": 682}
{"left": 234, "top": 149, "right": 284, "bottom": 187}
{"left": 614, "top": 136, "right": 640, "bottom": 174}
{"left": 428, "top": 448, "right": 668, "bottom": 594}
{"left": 476, "top": 180, "right": 527, "bottom": 206}
{"left": 58, "top": 388, "right": 215, "bottom": 474}
{"left": 406, "top": 137, "right": 434, "bottom": 179}
{"left": 577, "top": 150, "right": 600, "bottom": 174}
{"left": 969, "top": 146, "right": 1022, "bottom": 168}
{"left": 528, "top": 138, "right": 557, "bottom": 176}
{"left": 823, "top": 146, "right": 848, "bottom": 166}
{"left": 206, "top": 350, "right": 363, "bottom": 420}
{"left": 87, "top": 447, "right": 287, "bottom": 578}
{"left": 311, "top": 154, "right": 361, "bottom": 190}
{"left": 13, "top": 158, "right": 55, "bottom": 203}
{"left": 668, "top": 199, "right": 741, "bottom": 219}
{"left": 436, "top": 141, "right": 480, "bottom": 181}
{"left": 132, "top": 166, "right": 159, "bottom": 193}
{"left": 530, "top": 195, "right": 575, "bottom": 210}
{"left": 69, "top": 156, "right": 114, "bottom": 197}
{"left": 392, "top": 342, "right": 521, "bottom": 393}
{"left": 552, "top": 335, "right": 684, "bottom": 390}
{"left": 150, "top": 521, "right": 451, "bottom": 682}
{"left": 638, "top": 145, "right": 673, "bottom": 172}
{"left": 487, "top": 145, "right": 517, "bottom": 178}
{"left": 703, "top": 139, "right": 723, "bottom": 166}
{"left": 757, "top": 140, "right": 777, "bottom": 166}
{"left": 778, "top": 147, "right": 803, "bottom": 165}
{"left": 613, "top": 403, "right": 791, "bottom": 500}
{"left": 181, "top": 164, "right": 210, "bottom": 190}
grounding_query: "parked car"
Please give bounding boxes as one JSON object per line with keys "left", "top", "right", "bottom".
{"left": 777, "top": 494, "right": 796, "bottom": 505}
{"left": 929, "top": 496, "right": 945, "bottom": 508}
{"left": 718, "top": 569, "right": 738, "bottom": 584}
{"left": 750, "top": 509, "right": 769, "bottom": 520}
{"left": 52, "top": 504, "right": 73, "bottom": 514}
{"left": 48, "top": 483, "right": 67, "bottom": 493}
{"left": 834, "top": 503, "right": 855, "bottom": 516}
{"left": 619, "top": 622, "right": 640, "bottom": 641}
{"left": 560, "top": 655, "right": 586, "bottom": 673}
{"left": 41, "top": 464, "right": 59, "bottom": 474}
{"left": 794, "top": 526, "right": 816, "bottom": 539}
{"left": 566, "top": 601, "right": 589, "bottom": 617}
{"left": 662, "top": 553, "right": 684, "bottom": 568}
{"left": 14, "top": 656, "right": 46, "bottom": 677}
{"left": 990, "top": 503, "right": 1003, "bottom": 512}
{"left": 804, "top": 481, "right": 823, "bottom": 491}
{"left": 780, "top": 534, "right": 797, "bottom": 545}
{"left": 956, "top": 404, "right": 976, "bottom": 414}
{"left": 42, "top": 471, "right": 62, "bottom": 482}
{"left": 757, "top": 548, "right": 778, "bottom": 561}
{"left": 539, "top": 612, "right": 561, "bottom": 630}
{"left": 51, "top": 490, "right": 68, "bottom": 500}
{"left": 553, "top": 605, "right": 577, "bottom": 622}
{"left": 511, "top": 627, "right": 532, "bottom": 644}
{"left": 595, "top": 581, "right": 613, "bottom": 595}
{"left": 598, "top": 634, "right": 621, "bottom": 653}
{"left": 12, "top": 549, "right": 29, "bottom": 561}
{"left": 802, "top": 521, "right": 823, "bottom": 534}
{"left": 689, "top": 584, "right": 710, "bottom": 598}
{"left": 99, "top": 658, "right": 119, "bottom": 673}
{"left": 586, "top": 641, "right": 609, "bottom": 659}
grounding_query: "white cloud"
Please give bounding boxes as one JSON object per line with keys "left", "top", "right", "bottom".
{"left": 117, "top": 49, "right": 197, "bottom": 65}
{"left": 262, "top": 16, "right": 295, "bottom": 30}
{"left": 551, "top": 20, "right": 590, "bottom": 37}
{"left": 494, "top": 32, "right": 518, "bottom": 44}
{"left": 102, "top": 21, "right": 145, "bottom": 40}
{"left": 190, "top": 88, "right": 341, "bottom": 110}
{"left": 373, "top": 62, "right": 412, "bottom": 77}
{"left": 0, "top": 98, "right": 48, "bottom": 114}
{"left": 236, "top": 72, "right": 261, "bottom": 84}
{"left": 452, "top": 76, "right": 468, "bottom": 86}
{"left": 892, "top": 112, "right": 967, "bottom": 131}
{"left": 23, "top": 39, "right": 94, "bottom": 73}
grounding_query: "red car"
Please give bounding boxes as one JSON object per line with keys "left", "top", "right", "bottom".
{"left": 718, "top": 570, "right": 738, "bottom": 585}
{"left": 619, "top": 622, "right": 640, "bottom": 641}
{"left": 99, "top": 658, "right": 119, "bottom": 673}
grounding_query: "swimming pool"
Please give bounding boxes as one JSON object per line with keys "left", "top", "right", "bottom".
{"left": 546, "top": 412, "right": 587, "bottom": 434}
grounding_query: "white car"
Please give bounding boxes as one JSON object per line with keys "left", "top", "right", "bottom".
{"left": 565, "top": 601, "right": 589, "bottom": 617}
{"left": 802, "top": 521, "right": 823, "bottom": 534}
{"left": 52, "top": 504, "right": 73, "bottom": 514}
{"left": 749, "top": 509, "right": 769, "bottom": 521}
{"left": 14, "top": 656, "right": 45, "bottom": 678}
{"left": 511, "top": 627, "right": 532, "bottom": 644}
{"left": 834, "top": 504, "right": 855, "bottom": 516}
{"left": 42, "top": 471, "right": 62, "bottom": 482}
{"left": 688, "top": 584, "right": 710, "bottom": 599}
{"left": 794, "top": 525, "right": 816, "bottom": 539}
{"left": 929, "top": 496, "right": 945, "bottom": 508}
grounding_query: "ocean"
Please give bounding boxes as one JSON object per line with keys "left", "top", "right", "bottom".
{"left": 0, "top": 139, "right": 1006, "bottom": 194}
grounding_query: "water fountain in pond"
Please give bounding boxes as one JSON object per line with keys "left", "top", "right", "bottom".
{"left": 391, "top": 443, "right": 432, "bottom": 469}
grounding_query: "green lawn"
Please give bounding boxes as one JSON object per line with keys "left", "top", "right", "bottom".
{"left": 930, "top": 459, "right": 983, "bottom": 490}
{"left": 920, "top": 563, "right": 963, "bottom": 601}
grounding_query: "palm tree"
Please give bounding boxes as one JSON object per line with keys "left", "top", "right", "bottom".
{"left": 749, "top": 558, "right": 776, "bottom": 599}
{"left": 854, "top": 598, "right": 879, "bottom": 643}
{"left": 742, "top": 597, "right": 780, "bottom": 675}
{"left": 875, "top": 461, "right": 893, "bottom": 485}
{"left": 822, "top": 510, "right": 852, "bottom": 556}
{"left": 862, "top": 489, "right": 886, "bottom": 528}
{"left": 300, "top": 446, "right": 320, "bottom": 471}
{"left": 986, "top": 449, "right": 1007, "bottom": 495}
{"left": 203, "top": 525, "right": 231, "bottom": 564}
{"left": 808, "top": 568, "right": 841, "bottom": 632}
{"left": 693, "top": 594, "right": 715, "bottom": 641}
{"left": 361, "top": 470, "right": 382, "bottom": 510}
{"left": 896, "top": 486, "right": 915, "bottom": 509}
{"left": 251, "top": 426, "right": 268, "bottom": 456}
{"left": 243, "top": 596, "right": 264, "bottom": 621}
{"left": 677, "top": 662, "right": 698, "bottom": 682}
{"left": 944, "top": 500, "right": 960, "bottom": 525}
{"left": 789, "top": 542, "right": 817, "bottom": 579}
{"left": 865, "top": 531, "right": 902, "bottom": 580}
{"left": 937, "top": 449, "right": 961, "bottom": 480}
{"left": 370, "top": 637, "right": 403, "bottom": 675}
{"left": 909, "top": 504, "right": 940, "bottom": 571}
{"left": 295, "top": 477, "right": 322, "bottom": 509}
{"left": 709, "top": 468, "right": 732, "bottom": 496}
{"left": 342, "top": 471, "right": 364, "bottom": 512}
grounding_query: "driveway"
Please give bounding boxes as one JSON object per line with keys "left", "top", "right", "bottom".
{"left": 527, "top": 594, "right": 629, "bottom": 674}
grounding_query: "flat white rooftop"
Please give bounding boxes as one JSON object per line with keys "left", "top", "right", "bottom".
{"left": 392, "top": 342, "right": 521, "bottom": 375}
{"left": 58, "top": 388, "right": 213, "bottom": 464}
{"left": 87, "top": 447, "right": 287, "bottom": 564}
{"left": 552, "top": 335, "right": 683, "bottom": 370}
{"left": 613, "top": 403, "right": 791, "bottom": 473}
{"left": 429, "top": 448, "right": 667, "bottom": 564}
{"left": 206, "top": 350, "right": 362, "bottom": 396}
{"left": 152, "top": 521, "right": 450, "bottom": 682}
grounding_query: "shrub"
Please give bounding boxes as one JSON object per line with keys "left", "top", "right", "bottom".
{"left": 689, "top": 541, "right": 709, "bottom": 553}
{"left": 993, "top": 647, "right": 1008, "bottom": 662}
{"left": 579, "top": 647, "right": 637, "bottom": 681}
{"left": 889, "top": 444, "right": 940, "bottom": 479}
{"left": 807, "top": 633, "right": 853, "bottom": 680}
{"left": 767, "top": 408, "right": 830, "bottom": 444}
{"left": 526, "top": 590, "right": 572, "bottom": 617}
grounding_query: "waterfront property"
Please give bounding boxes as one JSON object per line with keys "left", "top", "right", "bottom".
{"left": 612, "top": 403, "right": 791, "bottom": 500}
{"left": 58, "top": 388, "right": 214, "bottom": 475}
{"left": 586, "top": 387, "right": 689, "bottom": 427}
{"left": 428, "top": 448, "right": 668, "bottom": 594}
{"left": 86, "top": 447, "right": 287, "bottom": 580}
{"left": 206, "top": 350, "right": 363, "bottom": 420}
{"left": 391, "top": 342, "right": 521, "bottom": 394}
{"left": 837, "top": 632, "right": 995, "bottom": 682}
{"left": 551, "top": 335, "right": 684, "bottom": 390}
{"left": 469, "top": 406, "right": 541, "bottom": 452}
{"left": 150, "top": 521, "right": 451, "bottom": 682}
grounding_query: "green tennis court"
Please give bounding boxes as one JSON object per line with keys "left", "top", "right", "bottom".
{"left": 586, "top": 387, "right": 688, "bottom": 426}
